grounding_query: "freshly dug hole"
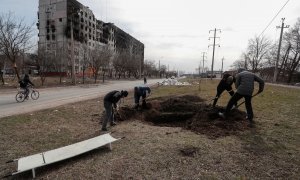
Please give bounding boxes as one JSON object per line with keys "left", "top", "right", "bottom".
{"left": 144, "top": 95, "right": 249, "bottom": 138}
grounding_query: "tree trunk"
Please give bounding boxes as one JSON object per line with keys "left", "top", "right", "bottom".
{"left": 40, "top": 73, "right": 46, "bottom": 86}
{"left": 287, "top": 53, "right": 300, "bottom": 83}
{"left": 83, "top": 69, "right": 85, "bottom": 84}
{"left": 0, "top": 73, "right": 4, "bottom": 85}
{"left": 102, "top": 71, "right": 105, "bottom": 83}
{"left": 13, "top": 66, "right": 21, "bottom": 81}
{"left": 278, "top": 45, "right": 291, "bottom": 82}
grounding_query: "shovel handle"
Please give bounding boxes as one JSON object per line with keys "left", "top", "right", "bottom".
{"left": 236, "top": 92, "right": 259, "bottom": 108}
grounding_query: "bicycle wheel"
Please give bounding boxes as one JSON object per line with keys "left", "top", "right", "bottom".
{"left": 31, "top": 90, "right": 40, "bottom": 100}
{"left": 15, "top": 92, "right": 26, "bottom": 102}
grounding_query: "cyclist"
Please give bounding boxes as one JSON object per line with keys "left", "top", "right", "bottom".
{"left": 134, "top": 86, "right": 151, "bottom": 110}
{"left": 19, "top": 74, "right": 34, "bottom": 99}
{"left": 102, "top": 90, "right": 128, "bottom": 131}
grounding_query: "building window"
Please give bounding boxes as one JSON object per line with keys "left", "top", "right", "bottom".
{"left": 47, "top": 28, "right": 50, "bottom": 33}
{"left": 46, "top": 35, "right": 50, "bottom": 40}
{"left": 59, "top": 18, "right": 62, "bottom": 22}
{"left": 52, "top": 34, "right": 55, "bottom": 40}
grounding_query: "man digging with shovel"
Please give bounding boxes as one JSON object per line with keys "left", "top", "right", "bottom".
{"left": 134, "top": 86, "right": 151, "bottom": 110}
{"left": 212, "top": 73, "right": 236, "bottom": 108}
{"left": 102, "top": 90, "right": 128, "bottom": 131}
{"left": 218, "top": 68, "right": 264, "bottom": 127}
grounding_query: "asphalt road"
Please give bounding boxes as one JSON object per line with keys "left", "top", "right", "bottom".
{"left": 0, "top": 79, "right": 162, "bottom": 118}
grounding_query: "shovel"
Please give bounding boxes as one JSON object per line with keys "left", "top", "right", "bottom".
{"left": 233, "top": 92, "right": 260, "bottom": 109}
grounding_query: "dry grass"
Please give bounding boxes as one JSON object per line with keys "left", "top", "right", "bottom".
{"left": 0, "top": 79, "right": 299, "bottom": 179}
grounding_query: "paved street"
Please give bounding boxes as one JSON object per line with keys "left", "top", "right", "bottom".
{"left": 0, "top": 79, "right": 162, "bottom": 118}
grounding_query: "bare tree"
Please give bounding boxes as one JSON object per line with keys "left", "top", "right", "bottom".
{"left": 0, "top": 12, "right": 34, "bottom": 80}
{"left": 230, "top": 59, "right": 244, "bottom": 70}
{"left": 245, "top": 35, "right": 271, "bottom": 71}
{"left": 113, "top": 51, "right": 129, "bottom": 79}
{"left": 160, "top": 64, "right": 167, "bottom": 78}
{"left": 35, "top": 47, "right": 53, "bottom": 86}
{"left": 144, "top": 59, "right": 156, "bottom": 77}
{"left": 0, "top": 54, "right": 4, "bottom": 85}
{"left": 282, "top": 18, "right": 300, "bottom": 83}
{"left": 90, "top": 44, "right": 112, "bottom": 83}
{"left": 80, "top": 44, "right": 90, "bottom": 84}
{"left": 125, "top": 54, "right": 140, "bottom": 78}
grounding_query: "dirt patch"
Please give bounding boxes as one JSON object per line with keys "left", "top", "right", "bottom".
{"left": 112, "top": 95, "right": 249, "bottom": 138}
{"left": 180, "top": 146, "right": 199, "bottom": 157}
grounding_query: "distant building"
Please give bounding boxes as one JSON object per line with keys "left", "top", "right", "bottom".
{"left": 37, "top": 0, "right": 144, "bottom": 75}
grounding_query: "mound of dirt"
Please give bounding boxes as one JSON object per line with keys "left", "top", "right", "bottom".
{"left": 143, "top": 95, "right": 249, "bottom": 138}
{"left": 99, "top": 95, "right": 250, "bottom": 138}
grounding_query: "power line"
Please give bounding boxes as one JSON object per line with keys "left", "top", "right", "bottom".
{"left": 259, "top": 0, "right": 290, "bottom": 37}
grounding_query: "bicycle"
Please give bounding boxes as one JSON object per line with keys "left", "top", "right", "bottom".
{"left": 15, "top": 85, "right": 40, "bottom": 102}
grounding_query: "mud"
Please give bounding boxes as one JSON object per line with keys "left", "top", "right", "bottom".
{"left": 102, "top": 95, "right": 250, "bottom": 138}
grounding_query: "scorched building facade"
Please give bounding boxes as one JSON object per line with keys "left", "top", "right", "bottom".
{"left": 37, "top": 0, "right": 144, "bottom": 76}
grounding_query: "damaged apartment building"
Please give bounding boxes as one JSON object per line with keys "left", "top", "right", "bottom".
{"left": 37, "top": 0, "right": 144, "bottom": 75}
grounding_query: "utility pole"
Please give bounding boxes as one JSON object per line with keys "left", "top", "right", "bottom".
{"left": 158, "top": 60, "right": 161, "bottom": 78}
{"left": 221, "top": 57, "right": 224, "bottom": 78}
{"left": 209, "top": 28, "right": 221, "bottom": 80}
{"left": 70, "top": 11, "right": 76, "bottom": 85}
{"left": 273, "top": 18, "right": 289, "bottom": 83}
{"left": 201, "top": 52, "right": 207, "bottom": 74}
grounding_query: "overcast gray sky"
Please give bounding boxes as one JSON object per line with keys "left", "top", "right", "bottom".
{"left": 1, "top": 0, "right": 300, "bottom": 72}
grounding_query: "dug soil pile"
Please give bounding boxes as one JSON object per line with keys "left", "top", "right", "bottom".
{"left": 106, "top": 95, "right": 250, "bottom": 138}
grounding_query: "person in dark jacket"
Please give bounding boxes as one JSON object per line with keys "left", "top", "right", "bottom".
{"left": 134, "top": 86, "right": 151, "bottom": 109}
{"left": 19, "top": 74, "right": 34, "bottom": 99}
{"left": 102, "top": 90, "right": 128, "bottom": 131}
{"left": 218, "top": 68, "right": 264, "bottom": 127}
{"left": 212, "top": 73, "right": 236, "bottom": 107}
